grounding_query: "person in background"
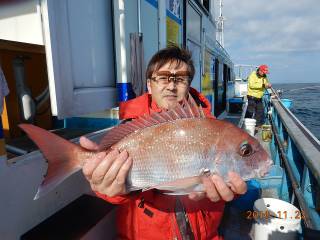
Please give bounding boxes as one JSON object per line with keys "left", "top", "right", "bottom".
{"left": 246, "top": 65, "right": 272, "bottom": 128}
{"left": 79, "top": 46, "right": 247, "bottom": 240}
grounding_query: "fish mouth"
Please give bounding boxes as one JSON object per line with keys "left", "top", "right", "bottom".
{"left": 258, "top": 158, "right": 274, "bottom": 177}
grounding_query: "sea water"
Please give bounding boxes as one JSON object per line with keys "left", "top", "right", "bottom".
{"left": 273, "top": 83, "right": 320, "bottom": 140}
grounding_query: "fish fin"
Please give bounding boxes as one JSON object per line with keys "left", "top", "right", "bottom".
{"left": 199, "top": 105, "right": 206, "bottom": 118}
{"left": 99, "top": 98, "right": 206, "bottom": 151}
{"left": 19, "top": 124, "right": 86, "bottom": 200}
{"left": 186, "top": 93, "right": 207, "bottom": 118}
{"left": 161, "top": 184, "right": 205, "bottom": 195}
{"left": 127, "top": 186, "right": 143, "bottom": 192}
{"left": 142, "top": 176, "right": 203, "bottom": 195}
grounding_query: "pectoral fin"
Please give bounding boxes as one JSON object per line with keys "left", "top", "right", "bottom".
{"left": 142, "top": 176, "right": 204, "bottom": 195}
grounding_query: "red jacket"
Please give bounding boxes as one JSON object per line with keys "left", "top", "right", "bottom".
{"left": 97, "top": 88, "right": 224, "bottom": 240}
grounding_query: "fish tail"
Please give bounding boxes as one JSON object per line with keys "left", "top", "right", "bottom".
{"left": 19, "top": 124, "right": 89, "bottom": 200}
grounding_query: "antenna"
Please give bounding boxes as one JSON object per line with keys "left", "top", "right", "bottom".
{"left": 216, "top": 0, "right": 226, "bottom": 47}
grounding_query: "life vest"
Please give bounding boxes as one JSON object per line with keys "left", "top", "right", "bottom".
{"left": 97, "top": 88, "right": 224, "bottom": 240}
{"left": 247, "top": 71, "right": 269, "bottom": 99}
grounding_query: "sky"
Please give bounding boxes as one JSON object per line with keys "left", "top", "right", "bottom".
{"left": 217, "top": 0, "right": 320, "bottom": 84}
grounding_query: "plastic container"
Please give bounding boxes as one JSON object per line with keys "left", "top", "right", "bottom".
{"left": 262, "top": 124, "right": 272, "bottom": 142}
{"left": 244, "top": 118, "right": 256, "bottom": 136}
{"left": 281, "top": 99, "right": 293, "bottom": 109}
{"left": 253, "top": 198, "right": 301, "bottom": 240}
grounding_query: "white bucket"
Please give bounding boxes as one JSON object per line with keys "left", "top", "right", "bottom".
{"left": 244, "top": 118, "right": 256, "bottom": 136}
{"left": 253, "top": 198, "right": 302, "bottom": 240}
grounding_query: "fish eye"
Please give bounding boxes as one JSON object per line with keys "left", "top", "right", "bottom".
{"left": 239, "top": 141, "right": 253, "bottom": 157}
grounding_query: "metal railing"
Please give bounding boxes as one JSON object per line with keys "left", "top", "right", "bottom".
{"left": 265, "top": 88, "right": 320, "bottom": 233}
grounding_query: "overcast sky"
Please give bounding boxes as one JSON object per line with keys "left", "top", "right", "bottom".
{"left": 217, "top": 0, "right": 320, "bottom": 83}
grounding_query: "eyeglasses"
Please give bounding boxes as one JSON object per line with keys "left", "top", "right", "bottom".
{"left": 151, "top": 71, "right": 190, "bottom": 86}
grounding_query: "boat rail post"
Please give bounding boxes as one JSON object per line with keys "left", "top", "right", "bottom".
{"left": 114, "top": 0, "right": 135, "bottom": 102}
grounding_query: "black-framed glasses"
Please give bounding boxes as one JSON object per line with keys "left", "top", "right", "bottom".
{"left": 151, "top": 71, "right": 190, "bottom": 86}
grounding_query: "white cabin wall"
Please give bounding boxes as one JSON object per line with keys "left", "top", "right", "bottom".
{"left": 186, "top": 2, "right": 202, "bottom": 92}
{"left": 140, "top": 0, "right": 159, "bottom": 70}
{"left": 0, "top": 0, "right": 44, "bottom": 45}
{"left": 113, "top": 0, "right": 159, "bottom": 90}
{"left": 209, "top": 0, "right": 215, "bottom": 20}
{"left": 0, "top": 131, "right": 107, "bottom": 239}
{"left": 201, "top": 15, "right": 216, "bottom": 114}
{"left": 124, "top": 0, "right": 139, "bottom": 82}
{"left": 0, "top": 153, "right": 91, "bottom": 239}
{"left": 186, "top": 0, "right": 232, "bottom": 116}
{"left": 41, "top": 0, "right": 117, "bottom": 118}
{"left": 66, "top": 0, "right": 115, "bottom": 89}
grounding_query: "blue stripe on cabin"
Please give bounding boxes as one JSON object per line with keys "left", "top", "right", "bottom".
{"left": 145, "top": 0, "right": 158, "bottom": 8}
{"left": 117, "top": 82, "right": 136, "bottom": 102}
{"left": 166, "top": 10, "right": 182, "bottom": 25}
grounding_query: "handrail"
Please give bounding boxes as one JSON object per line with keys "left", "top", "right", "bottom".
{"left": 269, "top": 114, "right": 314, "bottom": 229}
{"left": 270, "top": 88, "right": 320, "bottom": 184}
{"left": 268, "top": 87, "right": 320, "bottom": 231}
{"left": 215, "top": 40, "right": 230, "bottom": 59}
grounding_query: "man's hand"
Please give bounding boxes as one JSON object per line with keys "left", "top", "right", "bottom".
{"left": 188, "top": 172, "right": 247, "bottom": 202}
{"left": 80, "top": 136, "right": 133, "bottom": 197}
{"left": 265, "top": 83, "right": 272, "bottom": 88}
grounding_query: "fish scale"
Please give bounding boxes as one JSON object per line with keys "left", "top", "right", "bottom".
{"left": 111, "top": 118, "right": 259, "bottom": 191}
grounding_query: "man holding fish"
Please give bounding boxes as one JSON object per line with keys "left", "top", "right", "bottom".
{"left": 80, "top": 47, "right": 250, "bottom": 240}
{"left": 21, "top": 46, "right": 271, "bottom": 239}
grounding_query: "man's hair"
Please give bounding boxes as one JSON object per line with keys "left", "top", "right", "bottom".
{"left": 146, "top": 46, "right": 195, "bottom": 82}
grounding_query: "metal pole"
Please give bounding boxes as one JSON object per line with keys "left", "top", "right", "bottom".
{"left": 138, "top": 0, "right": 141, "bottom": 34}
{"left": 158, "top": 0, "right": 166, "bottom": 49}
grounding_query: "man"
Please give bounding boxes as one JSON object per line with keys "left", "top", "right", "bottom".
{"left": 246, "top": 65, "right": 272, "bottom": 128}
{"left": 80, "top": 47, "right": 247, "bottom": 239}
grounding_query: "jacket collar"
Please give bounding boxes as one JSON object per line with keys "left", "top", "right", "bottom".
{"left": 119, "top": 87, "right": 213, "bottom": 120}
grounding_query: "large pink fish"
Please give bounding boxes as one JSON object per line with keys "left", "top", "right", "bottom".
{"left": 20, "top": 100, "right": 272, "bottom": 199}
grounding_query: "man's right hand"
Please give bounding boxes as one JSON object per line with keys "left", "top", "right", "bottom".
{"left": 80, "top": 136, "right": 133, "bottom": 197}
{"left": 265, "top": 83, "right": 272, "bottom": 88}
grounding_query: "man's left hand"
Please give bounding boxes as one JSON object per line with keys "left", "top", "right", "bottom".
{"left": 188, "top": 172, "right": 247, "bottom": 202}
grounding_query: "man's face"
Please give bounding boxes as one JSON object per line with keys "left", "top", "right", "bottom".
{"left": 147, "top": 61, "right": 190, "bottom": 110}
{"left": 258, "top": 68, "right": 267, "bottom": 77}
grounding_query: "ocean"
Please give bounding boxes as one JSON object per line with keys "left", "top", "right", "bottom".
{"left": 273, "top": 83, "right": 320, "bottom": 141}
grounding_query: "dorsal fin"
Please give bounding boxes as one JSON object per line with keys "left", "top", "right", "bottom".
{"left": 187, "top": 93, "right": 201, "bottom": 117}
{"left": 98, "top": 97, "right": 207, "bottom": 151}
